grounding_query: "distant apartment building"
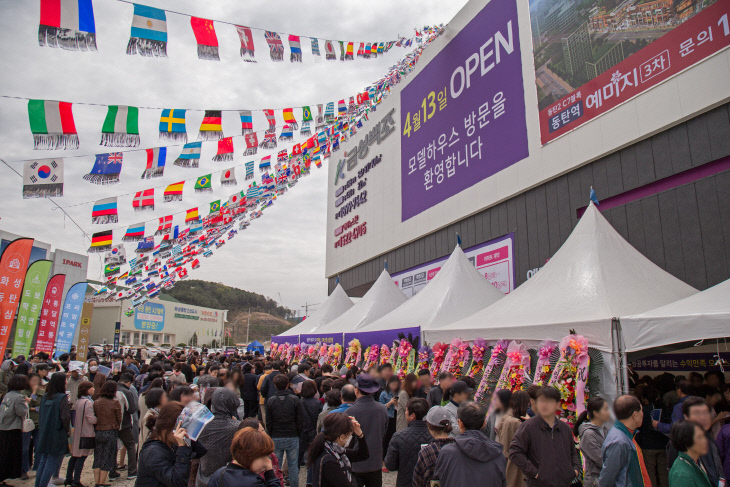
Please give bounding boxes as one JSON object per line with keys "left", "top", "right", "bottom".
{"left": 586, "top": 41, "right": 625, "bottom": 79}
{"left": 562, "top": 22, "right": 592, "bottom": 78}
{"left": 631, "top": 0, "right": 672, "bottom": 26}
{"left": 530, "top": 8, "right": 542, "bottom": 49}
{"left": 542, "top": 1, "right": 578, "bottom": 34}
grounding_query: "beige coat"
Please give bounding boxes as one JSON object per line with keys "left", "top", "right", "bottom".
{"left": 71, "top": 397, "right": 97, "bottom": 457}
{"left": 497, "top": 411, "right": 526, "bottom": 487}
{"left": 396, "top": 390, "right": 411, "bottom": 432}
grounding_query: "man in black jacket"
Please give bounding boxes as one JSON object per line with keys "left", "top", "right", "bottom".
{"left": 348, "top": 374, "right": 389, "bottom": 487}
{"left": 115, "top": 372, "right": 139, "bottom": 479}
{"left": 260, "top": 360, "right": 284, "bottom": 404}
{"left": 265, "top": 373, "right": 302, "bottom": 487}
{"left": 384, "top": 398, "right": 433, "bottom": 487}
{"left": 240, "top": 362, "right": 259, "bottom": 418}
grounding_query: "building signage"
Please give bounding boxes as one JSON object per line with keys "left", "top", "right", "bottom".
{"left": 400, "top": 0, "right": 528, "bottom": 221}
{"left": 62, "top": 258, "right": 84, "bottom": 268}
{"left": 134, "top": 302, "right": 165, "bottom": 331}
{"left": 392, "top": 233, "right": 515, "bottom": 298}
{"left": 630, "top": 352, "right": 728, "bottom": 371}
{"left": 531, "top": 0, "right": 730, "bottom": 144}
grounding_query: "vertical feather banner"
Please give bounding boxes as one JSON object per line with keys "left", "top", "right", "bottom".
{"left": 235, "top": 25, "right": 255, "bottom": 62}
{"left": 190, "top": 17, "right": 219, "bottom": 60}
{"left": 265, "top": 31, "right": 284, "bottom": 62}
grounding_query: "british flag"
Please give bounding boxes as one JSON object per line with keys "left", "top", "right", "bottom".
{"left": 265, "top": 31, "right": 284, "bottom": 61}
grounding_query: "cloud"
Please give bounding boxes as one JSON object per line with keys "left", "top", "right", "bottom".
{"left": 0, "top": 0, "right": 467, "bottom": 314}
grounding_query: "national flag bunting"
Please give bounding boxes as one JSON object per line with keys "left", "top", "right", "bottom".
{"left": 243, "top": 132, "right": 258, "bottom": 156}
{"left": 239, "top": 110, "right": 253, "bottom": 134}
{"left": 288, "top": 35, "right": 302, "bottom": 62}
{"left": 135, "top": 236, "right": 154, "bottom": 254}
{"left": 209, "top": 200, "right": 221, "bottom": 214}
{"left": 133, "top": 188, "right": 154, "bottom": 211}
{"left": 236, "top": 25, "right": 255, "bottom": 62}
{"left": 277, "top": 150, "right": 288, "bottom": 163}
{"left": 339, "top": 41, "right": 345, "bottom": 61}
{"left": 194, "top": 174, "right": 212, "bottom": 193}
{"left": 263, "top": 109, "right": 276, "bottom": 131}
{"left": 105, "top": 245, "right": 127, "bottom": 264}
{"left": 245, "top": 161, "right": 254, "bottom": 180}
{"left": 301, "top": 106, "right": 313, "bottom": 123}
{"left": 185, "top": 208, "right": 200, "bottom": 224}
{"left": 28, "top": 100, "right": 78, "bottom": 150}
{"left": 83, "top": 152, "right": 122, "bottom": 185}
{"left": 88, "top": 230, "right": 113, "bottom": 253}
{"left": 220, "top": 167, "right": 236, "bottom": 186}
{"left": 300, "top": 123, "right": 311, "bottom": 137}
{"left": 282, "top": 108, "right": 298, "bottom": 130}
{"left": 279, "top": 125, "right": 293, "bottom": 142}
{"left": 142, "top": 147, "right": 166, "bottom": 179}
{"left": 91, "top": 197, "right": 118, "bottom": 224}
{"left": 338, "top": 100, "right": 347, "bottom": 117}
{"left": 100, "top": 105, "right": 140, "bottom": 147}
{"left": 174, "top": 141, "right": 201, "bottom": 168}
{"left": 260, "top": 131, "right": 277, "bottom": 149}
{"left": 357, "top": 43, "right": 365, "bottom": 58}
{"left": 163, "top": 181, "right": 184, "bottom": 202}
{"left": 190, "top": 17, "right": 219, "bottom": 61}
{"left": 259, "top": 155, "right": 271, "bottom": 171}
{"left": 346, "top": 42, "right": 354, "bottom": 60}
{"left": 213, "top": 137, "right": 234, "bottom": 162}
{"left": 324, "top": 102, "right": 335, "bottom": 122}
{"left": 23, "top": 158, "right": 64, "bottom": 198}
{"left": 229, "top": 191, "right": 245, "bottom": 208}
{"left": 127, "top": 3, "right": 167, "bottom": 57}
{"left": 324, "top": 40, "right": 336, "bottom": 60}
{"left": 104, "top": 264, "right": 120, "bottom": 276}
{"left": 265, "top": 31, "right": 284, "bottom": 62}
{"left": 198, "top": 110, "right": 223, "bottom": 141}
{"left": 122, "top": 222, "right": 145, "bottom": 242}
{"left": 315, "top": 104, "right": 325, "bottom": 131}
{"left": 39, "top": 0, "right": 97, "bottom": 52}
{"left": 156, "top": 215, "right": 173, "bottom": 235}
{"left": 310, "top": 38, "right": 321, "bottom": 61}
{"left": 159, "top": 109, "right": 187, "bottom": 142}
{"left": 291, "top": 143, "right": 302, "bottom": 156}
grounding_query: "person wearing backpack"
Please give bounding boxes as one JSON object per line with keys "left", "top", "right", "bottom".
{"left": 0, "top": 374, "right": 31, "bottom": 485}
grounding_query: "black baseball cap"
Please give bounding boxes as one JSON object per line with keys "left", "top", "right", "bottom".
{"left": 450, "top": 380, "right": 473, "bottom": 395}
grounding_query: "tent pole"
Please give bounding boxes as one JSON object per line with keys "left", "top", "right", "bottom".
{"left": 612, "top": 319, "right": 623, "bottom": 396}
{"left": 618, "top": 320, "right": 630, "bottom": 395}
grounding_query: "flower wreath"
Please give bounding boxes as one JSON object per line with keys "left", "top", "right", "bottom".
{"left": 547, "top": 334, "right": 590, "bottom": 428}
{"left": 271, "top": 343, "right": 280, "bottom": 358}
{"left": 445, "top": 338, "right": 470, "bottom": 378}
{"left": 395, "top": 339, "right": 413, "bottom": 379}
{"left": 318, "top": 343, "right": 329, "bottom": 361}
{"left": 532, "top": 340, "right": 558, "bottom": 386}
{"left": 468, "top": 338, "right": 488, "bottom": 378}
{"left": 345, "top": 338, "right": 363, "bottom": 368}
{"left": 378, "top": 344, "right": 391, "bottom": 366}
{"left": 417, "top": 345, "right": 432, "bottom": 372}
{"left": 429, "top": 343, "right": 448, "bottom": 380}
{"left": 474, "top": 339, "right": 508, "bottom": 403}
{"left": 363, "top": 344, "right": 380, "bottom": 369}
{"left": 328, "top": 343, "right": 344, "bottom": 367}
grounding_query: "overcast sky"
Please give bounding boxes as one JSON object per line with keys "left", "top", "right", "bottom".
{"left": 0, "top": 0, "right": 468, "bottom": 316}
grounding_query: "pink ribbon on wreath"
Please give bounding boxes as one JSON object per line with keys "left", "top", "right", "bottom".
{"left": 533, "top": 340, "right": 557, "bottom": 386}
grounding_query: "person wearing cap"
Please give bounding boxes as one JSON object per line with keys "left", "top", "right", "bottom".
{"left": 434, "top": 401, "right": 507, "bottom": 487}
{"left": 384, "top": 398, "right": 432, "bottom": 487}
{"left": 443, "top": 381, "right": 473, "bottom": 437}
{"left": 347, "top": 374, "right": 389, "bottom": 487}
{"left": 413, "top": 406, "right": 456, "bottom": 487}
{"left": 67, "top": 363, "right": 86, "bottom": 409}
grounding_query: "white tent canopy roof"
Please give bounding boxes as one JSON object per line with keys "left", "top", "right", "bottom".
{"left": 279, "top": 283, "right": 354, "bottom": 336}
{"left": 426, "top": 203, "right": 698, "bottom": 352}
{"left": 310, "top": 269, "right": 408, "bottom": 335}
{"left": 357, "top": 245, "right": 504, "bottom": 333}
{"left": 621, "top": 277, "right": 730, "bottom": 352}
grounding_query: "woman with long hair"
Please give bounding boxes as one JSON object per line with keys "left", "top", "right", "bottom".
{"left": 497, "top": 390, "right": 531, "bottom": 487}
{"left": 207, "top": 427, "right": 280, "bottom": 487}
{"left": 396, "top": 374, "right": 418, "bottom": 432}
{"left": 66, "top": 381, "right": 96, "bottom": 487}
{"left": 93, "top": 381, "right": 122, "bottom": 487}
{"left": 379, "top": 376, "right": 400, "bottom": 460}
{"left": 35, "top": 373, "right": 71, "bottom": 487}
{"left": 0, "top": 374, "right": 30, "bottom": 485}
{"left": 307, "top": 413, "right": 367, "bottom": 487}
{"left": 573, "top": 396, "right": 610, "bottom": 487}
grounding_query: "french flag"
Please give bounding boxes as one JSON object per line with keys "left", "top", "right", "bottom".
{"left": 39, "top": 0, "right": 97, "bottom": 50}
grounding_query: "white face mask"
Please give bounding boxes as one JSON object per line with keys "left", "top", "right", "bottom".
{"left": 89, "top": 366, "right": 98, "bottom": 372}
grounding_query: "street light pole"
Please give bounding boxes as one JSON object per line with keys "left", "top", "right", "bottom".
{"left": 246, "top": 308, "right": 251, "bottom": 344}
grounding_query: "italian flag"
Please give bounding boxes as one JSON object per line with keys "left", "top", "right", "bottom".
{"left": 28, "top": 99, "right": 79, "bottom": 150}
{"left": 100, "top": 105, "right": 140, "bottom": 148}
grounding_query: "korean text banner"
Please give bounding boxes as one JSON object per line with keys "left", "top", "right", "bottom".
{"left": 35, "top": 273, "right": 66, "bottom": 354}
{"left": 54, "top": 282, "right": 88, "bottom": 357}
{"left": 345, "top": 326, "right": 420, "bottom": 349}
{"left": 0, "top": 239, "right": 35, "bottom": 357}
{"left": 13, "top": 259, "right": 53, "bottom": 357}
{"left": 271, "top": 334, "right": 298, "bottom": 345}
{"left": 400, "top": 0, "right": 528, "bottom": 221}
{"left": 300, "top": 333, "right": 344, "bottom": 346}
{"left": 76, "top": 303, "right": 94, "bottom": 361}
{"left": 532, "top": 0, "right": 730, "bottom": 144}
{"left": 135, "top": 302, "right": 165, "bottom": 331}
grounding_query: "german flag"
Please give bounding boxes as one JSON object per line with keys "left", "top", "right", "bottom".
{"left": 88, "top": 230, "right": 113, "bottom": 253}
{"left": 198, "top": 110, "right": 223, "bottom": 141}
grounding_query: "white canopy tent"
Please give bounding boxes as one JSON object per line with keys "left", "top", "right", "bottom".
{"left": 355, "top": 245, "right": 504, "bottom": 335}
{"left": 621, "top": 277, "right": 730, "bottom": 353}
{"left": 307, "top": 268, "right": 407, "bottom": 335}
{"left": 425, "top": 203, "right": 697, "bottom": 398}
{"left": 279, "top": 283, "right": 354, "bottom": 336}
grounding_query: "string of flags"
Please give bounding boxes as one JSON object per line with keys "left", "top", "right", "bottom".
{"left": 35, "top": 0, "right": 431, "bottom": 65}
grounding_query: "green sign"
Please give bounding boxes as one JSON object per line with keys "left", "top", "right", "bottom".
{"left": 174, "top": 313, "right": 199, "bottom": 320}
{"left": 13, "top": 260, "right": 52, "bottom": 356}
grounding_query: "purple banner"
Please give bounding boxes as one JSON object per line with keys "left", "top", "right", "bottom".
{"left": 400, "top": 0, "right": 528, "bottom": 221}
{"left": 630, "top": 353, "right": 728, "bottom": 372}
{"left": 300, "top": 333, "right": 344, "bottom": 346}
{"left": 271, "top": 334, "right": 298, "bottom": 345}
{"left": 346, "top": 326, "right": 420, "bottom": 349}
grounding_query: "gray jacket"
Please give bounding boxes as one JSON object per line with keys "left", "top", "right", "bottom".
{"left": 434, "top": 429, "right": 507, "bottom": 487}
{"left": 347, "top": 394, "right": 389, "bottom": 473}
{"left": 443, "top": 401, "right": 460, "bottom": 437}
{"left": 117, "top": 383, "right": 139, "bottom": 430}
{"left": 0, "top": 390, "right": 29, "bottom": 430}
{"left": 579, "top": 422, "right": 606, "bottom": 486}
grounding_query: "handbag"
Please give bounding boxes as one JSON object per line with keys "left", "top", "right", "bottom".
{"left": 22, "top": 410, "right": 35, "bottom": 432}
{"left": 78, "top": 401, "right": 96, "bottom": 450}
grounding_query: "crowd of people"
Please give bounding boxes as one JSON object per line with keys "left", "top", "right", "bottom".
{"left": 0, "top": 347, "right": 729, "bottom": 487}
